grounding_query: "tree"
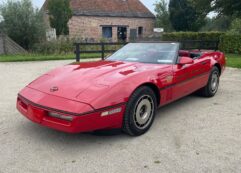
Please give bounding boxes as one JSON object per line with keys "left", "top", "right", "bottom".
{"left": 169, "top": 0, "right": 204, "bottom": 31}
{"left": 0, "top": 0, "right": 45, "bottom": 49}
{"left": 0, "top": 16, "right": 4, "bottom": 33}
{"left": 200, "top": 16, "right": 231, "bottom": 32}
{"left": 213, "top": 0, "right": 241, "bottom": 17}
{"left": 155, "top": 0, "right": 173, "bottom": 32}
{"left": 228, "top": 18, "right": 241, "bottom": 34}
{"left": 188, "top": 0, "right": 212, "bottom": 16}
{"left": 48, "top": 0, "right": 72, "bottom": 36}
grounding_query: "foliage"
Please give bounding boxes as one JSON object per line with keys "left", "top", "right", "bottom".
{"left": 187, "top": 0, "right": 209, "bottom": 30}
{"left": 189, "top": 0, "right": 241, "bottom": 17}
{"left": 161, "top": 32, "right": 224, "bottom": 41}
{"left": 32, "top": 38, "right": 123, "bottom": 55}
{"left": 0, "top": 22, "right": 4, "bottom": 33}
{"left": 33, "top": 39, "right": 74, "bottom": 54}
{"left": 227, "top": 18, "right": 241, "bottom": 34}
{"left": 188, "top": 0, "right": 212, "bottom": 16}
{"left": 48, "top": 0, "right": 72, "bottom": 36}
{"left": 200, "top": 16, "right": 231, "bottom": 32}
{"left": 219, "top": 34, "right": 241, "bottom": 54}
{"left": 214, "top": 0, "right": 241, "bottom": 17}
{"left": 169, "top": 0, "right": 205, "bottom": 31}
{"left": 0, "top": 0, "right": 45, "bottom": 50}
{"left": 154, "top": 0, "right": 173, "bottom": 32}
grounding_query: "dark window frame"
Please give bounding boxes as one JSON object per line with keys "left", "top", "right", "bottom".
{"left": 138, "top": 27, "right": 143, "bottom": 36}
{"left": 102, "top": 27, "right": 113, "bottom": 38}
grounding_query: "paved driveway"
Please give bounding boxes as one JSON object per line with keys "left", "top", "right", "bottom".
{"left": 0, "top": 60, "right": 241, "bottom": 173}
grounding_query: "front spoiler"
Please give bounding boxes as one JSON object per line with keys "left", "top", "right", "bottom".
{"left": 17, "top": 87, "right": 126, "bottom": 133}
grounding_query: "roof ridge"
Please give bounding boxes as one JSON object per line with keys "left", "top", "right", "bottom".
{"left": 42, "top": 0, "right": 155, "bottom": 18}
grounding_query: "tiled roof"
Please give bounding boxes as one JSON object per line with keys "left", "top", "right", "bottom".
{"left": 43, "top": 0, "right": 155, "bottom": 18}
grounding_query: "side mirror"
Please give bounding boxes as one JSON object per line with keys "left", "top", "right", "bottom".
{"left": 179, "top": 57, "right": 194, "bottom": 65}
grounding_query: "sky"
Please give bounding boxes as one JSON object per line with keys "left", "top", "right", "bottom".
{"left": 9, "top": 0, "right": 157, "bottom": 13}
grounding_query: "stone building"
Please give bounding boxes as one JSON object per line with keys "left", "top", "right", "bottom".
{"left": 43, "top": 0, "right": 155, "bottom": 42}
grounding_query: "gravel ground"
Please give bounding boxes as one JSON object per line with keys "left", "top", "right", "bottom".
{"left": 0, "top": 60, "right": 241, "bottom": 173}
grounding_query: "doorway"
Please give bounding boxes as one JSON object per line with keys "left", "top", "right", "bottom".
{"left": 130, "top": 29, "right": 137, "bottom": 41}
{"left": 117, "top": 27, "right": 127, "bottom": 42}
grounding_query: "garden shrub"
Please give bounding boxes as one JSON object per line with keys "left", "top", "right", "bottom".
{"left": 32, "top": 38, "right": 124, "bottom": 55}
{"left": 219, "top": 34, "right": 241, "bottom": 54}
{"left": 161, "top": 32, "right": 224, "bottom": 41}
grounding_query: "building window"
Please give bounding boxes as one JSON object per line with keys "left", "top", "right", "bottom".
{"left": 102, "top": 27, "right": 112, "bottom": 38}
{"left": 138, "top": 27, "right": 143, "bottom": 37}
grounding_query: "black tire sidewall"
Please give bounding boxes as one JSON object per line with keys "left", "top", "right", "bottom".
{"left": 123, "top": 86, "right": 157, "bottom": 136}
{"left": 207, "top": 67, "right": 220, "bottom": 96}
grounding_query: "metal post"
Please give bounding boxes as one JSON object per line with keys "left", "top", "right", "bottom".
{"left": 101, "top": 42, "right": 105, "bottom": 60}
{"left": 75, "top": 43, "right": 80, "bottom": 62}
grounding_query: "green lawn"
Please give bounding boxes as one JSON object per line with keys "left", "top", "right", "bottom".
{"left": 226, "top": 54, "right": 241, "bottom": 69}
{"left": 0, "top": 53, "right": 100, "bottom": 62}
{"left": 0, "top": 53, "right": 241, "bottom": 69}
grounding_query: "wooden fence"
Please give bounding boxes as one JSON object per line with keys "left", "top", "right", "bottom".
{"left": 74, "top": 42, "right": 128, "bottom": 62}
{"left": 74, "top": 40, "right": 220, "bottom": 62}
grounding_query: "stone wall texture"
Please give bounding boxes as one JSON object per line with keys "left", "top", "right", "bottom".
{"left": 0, "top": 35, "right": 4, "bottom": 55}
{"left": 0, "top": 34, "right": 26, "bottom": 55}
{"left": 68, "top": 16, "right": 155, "bottom": 41}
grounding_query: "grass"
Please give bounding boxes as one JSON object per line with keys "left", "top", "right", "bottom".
{"left": 0, "top": 53, "right": 100, "bottom": 62}
{"left": 0, "top": 53, "right": 241, "bottom": 69}
{"left": 226, "top": 54, "right": 241, "bottom": 69}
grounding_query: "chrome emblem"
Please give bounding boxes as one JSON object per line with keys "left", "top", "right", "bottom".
{"left": 50, "top": 86, "right": 59, "bottom": 92}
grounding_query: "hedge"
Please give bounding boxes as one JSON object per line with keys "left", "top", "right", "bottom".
{"left": 32, "top": 39, "right": 123, "bottom": 55}
{"left": 161, "top": 32, "right": 224, "bottom": 41}
{"left": 31, "top": 32, "right": 240, "bottom": 55}
{"left": 219, "top": 34, "right": 241, "bottom": 54}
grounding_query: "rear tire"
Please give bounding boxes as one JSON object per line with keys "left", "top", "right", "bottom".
{"left": 122, "top": 86, "right": 157, "bottom": 136}
{"left": 198, "top": 66, "right": 220, "bottom": 97}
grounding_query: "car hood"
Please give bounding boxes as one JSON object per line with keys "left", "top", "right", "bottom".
{"left": 28, "top": 60, "right": 169, "bottom": 105}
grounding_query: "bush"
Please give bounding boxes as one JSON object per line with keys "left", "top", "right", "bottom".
{"left": 227, "top": 18, "right": 241, "bottom": 35}
{"left": 32, "top": 39, "right": 123, "bottom": 55}
{"left": 219, "top": 34, "right": 241, "bottom": 54}
{"left": 0, "top": 0, "right": 45, "bottom": 50}
{"left": 32, "top": 39, "right": 74, "bottom": 54}
{"left": 161, "top": 32, "right": 224, "bottom": 41}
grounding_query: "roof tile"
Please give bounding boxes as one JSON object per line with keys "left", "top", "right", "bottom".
{"left": 43, "top": 0, "right": 155, "bottom": 18}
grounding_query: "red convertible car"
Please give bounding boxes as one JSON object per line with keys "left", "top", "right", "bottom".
{"left": 17, "top": 42, "right": 226, "bottom": 136}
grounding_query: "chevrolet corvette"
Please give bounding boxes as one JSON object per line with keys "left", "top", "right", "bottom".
{"left": 17, "top": 42, "right": 226, "bottom": 136}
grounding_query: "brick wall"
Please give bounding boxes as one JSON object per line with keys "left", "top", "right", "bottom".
{"left": 68, "top": 16, "right": 155, "bottom": 41}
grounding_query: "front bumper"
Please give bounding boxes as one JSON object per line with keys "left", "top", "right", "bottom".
{"left": 17, "top": 88, "right": 126, "bottom": 133}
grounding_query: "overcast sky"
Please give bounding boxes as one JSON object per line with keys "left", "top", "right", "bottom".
{"left": 0, "top": 0, "right": 157, "bottom": 13}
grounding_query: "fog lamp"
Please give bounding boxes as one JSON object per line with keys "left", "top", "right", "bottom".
{"left": 48, "top": 112, "right": 73, "bottom": 121}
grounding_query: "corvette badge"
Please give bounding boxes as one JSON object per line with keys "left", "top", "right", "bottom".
{"left": 50, "top": 86, "right": 59, "bottom": 92}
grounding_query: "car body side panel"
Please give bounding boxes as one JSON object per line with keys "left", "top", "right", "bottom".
{"left": 77, "top": 64, "right": 174, "bottom": 109}
{"left": 16, "top": 49, "right": 226, "bottom": 133}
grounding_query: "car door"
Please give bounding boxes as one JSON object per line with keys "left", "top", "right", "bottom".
{"left": 171, "top": 57, "right": 210, "bottom": 101}
{"left": 188, "top": 57, "right": 211, "bottom": 91}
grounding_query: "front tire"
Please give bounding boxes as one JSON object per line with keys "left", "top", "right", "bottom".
{"left": 123, "top": 86, "right": 157, "bottom": 136}
{"left": 198, "top": 66, "right": 220, "bottom": 97}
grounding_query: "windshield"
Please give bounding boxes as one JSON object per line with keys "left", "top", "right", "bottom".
{"left": 107, "top": 43, "right": 179, "bottom": 64}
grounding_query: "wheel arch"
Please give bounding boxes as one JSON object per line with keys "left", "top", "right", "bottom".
{"left": 214, "top": 63, "right": 222, "bottom": 75}
{"left": 134, "top": 82, "right": 161, "bottom": 106}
